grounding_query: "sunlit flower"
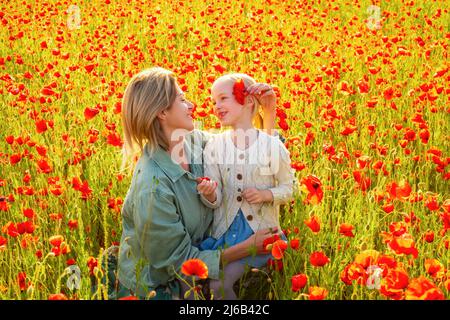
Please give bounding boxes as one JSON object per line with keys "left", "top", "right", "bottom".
{"left": 291, "top": 274, "right": 308, "bottom": 292}
{"left": 308, "top": 286, "right": 328, "bottom": 300}
{"left": 310, "top": 251, "right": 330, "bottom": 267}
{"left": 271, "top": 240, "right": 288, "bottom": 260}
{"left": 232, "top": 78, "right": 247, "bottom": 105}
{"left": 304, "top": 215, "right": 321, "bottom": 234}
{"left": 339, "top": 223, "right": 354, "bottom": 237}
{"left": 380, "top": 268, "right": 409, "bottom": 300}
{"left": 300, "top": 175, "right": 323, "bottom": 205}
{"left": 181, "top": 259, "right": 208, "bottom": 279}
{"left": 48, "top": 293, "right": 68, "bottom": 300}
{"left": 405, "top": 276, "right": 444, "bottom": 300}
{"left": 424, "top": 259, "right": 444, "bottom": 279}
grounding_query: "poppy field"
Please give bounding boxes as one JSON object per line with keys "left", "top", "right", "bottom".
{"left": 0, "top": 0, "right": 449, "bottom": 300}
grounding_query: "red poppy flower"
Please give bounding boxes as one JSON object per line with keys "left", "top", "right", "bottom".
{"left": 84, "top": 64, "right": 96, "bottom": 73}
{"left": 107, "top": 132, "right": 123, "bottom": 147}
{"left": 118, "top": 295, "right": 139, "bottom": 300}
{"left": 388, "top": 235, "right": 418, "bottom": 259}
{"left": 300, "top": 175, "right": 323, "bottom": 205}
{"left": 4, "top": 222, "right": 19, "bottom": 237}
{"left": 18, "top": 272, "right": 27, "bottom": 291}
{"left": 340, "top": 263, "right": 367, "bottom": 285}
{"left": 68, "top": 219, "right": 78, "bottom": 230}
{"left": 232, "top": 78, "right": 247, "bottom": 105}
{"left": 310, "top": 251, "right": 330, "bottom": 267}
{"left": 48, "top": 293, "right": 68, "bottom": 300}
{"left": 278, "top": 118, "right": 289, "bottom": 131}
{"left": 49, "top": 235, "right": 64, "bottom": 247}
{"left": 181, "top": 259, "right": 208, "bottom": 279}
{"left": 291, "top": 274, "right": 308, "bottom": 292}
{"left": 440, "top": 211, "right": 450, "bottom": 232}
{"left": 36, "top": 145, "right": 47, "bottom": 157}
{"left": 5, "top": 135, "right": 14, "bottom": 144}
{"left": 425, "top": 196, "right": 439, "bottom": 211}
{"left": 387, "top": 180, "right": 412, "bottom": 200}
{"left": 37, "top": 159, "right": 52, "bottom": 173}
{"left": 304, "top": 215, "right": 321, "bottom": 233}
{"left": 357, "top": 79, "right": 369, "bottom": 94}
{"left": 405, "top": 276, "right": 444, "bottom": 300}
{"left": 84, "top": 107, "right": 99, "bottom": 120}
{"left": 271, "top": 240, "right": 288, "bottom": 260}
{"left": 23, "top": 208, "right": 35, "bottom": 219}
{"left": 389, "top": 221, "right": 407, "bottom": 237}
{"left": 380, "top": 268, "right": 409, "bottom": 300}
{"left": 353, "top": 170, "right": 371, "bottom": 192}
{"left": 423, "top": 230, "right": 434, "bottom": 243}
{"left": 289, "top": 238, "right": 300, "bottom": 250}
{"left": 263, "top": 234, "right": 281, "bottom": 252}
{"left": 267, "top": 258, "right": 283, "bottom": 272}
{"left": 308, "top": 286, "right": 328, "bottom": 300}
{"left": 17, "top": 221, "right": 34, "bottom": 234}
{"left": 87, "top": 256, "right": 98, "bottom": 276}
{"left": 0, "top": 236, "right": 7, "bottom": 248}
{"left": 354, "top": 250, "right": 380, "bottom": 269}
{"left": 424, "top": 259, "right": 444, "bottom": 278}
{"left": 339, "top": 223, "right": 354, "bottom": 237}
{"left": 340, "top": 125, "right": 357, "bottom": 136}
{"left": 383, "top": 87, "right": 394, "bottom": 100}
{"left": 35, "top": 119, "right": 48, "bottom": 133}
{"left": 10, "top": 153, "right": 22, "bottom": 165}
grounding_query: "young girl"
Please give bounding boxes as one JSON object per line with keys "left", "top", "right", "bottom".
{"left": 196, "top": 73, "right": 295, "bottom": 299}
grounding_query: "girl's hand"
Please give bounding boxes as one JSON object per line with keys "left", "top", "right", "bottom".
{"left": 196, "top": 178, "right": 218, "bottom": 202}
{"left": 242, "top": 188, "right": 273, "bottom": 204}
{"left": 246, "top": 83, "right": 276, "bottom": 112}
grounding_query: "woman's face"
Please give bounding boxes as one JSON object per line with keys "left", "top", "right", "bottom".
{"left": 164, "top": 84, "right": 195, "bottom": 132}
{"left": 211, "top": 78, "right": 252, "bottom": 127}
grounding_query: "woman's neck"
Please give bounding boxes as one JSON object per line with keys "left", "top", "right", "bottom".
{"left": 164, "top": 128, "right": 185, "bottom": 155}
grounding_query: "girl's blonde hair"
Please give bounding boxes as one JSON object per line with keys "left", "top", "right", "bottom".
{"left": 213, "top": 73, "right": 264, "bottom": 128}
{"left": 121, "top": 67, "right": 177, "bottom": 171}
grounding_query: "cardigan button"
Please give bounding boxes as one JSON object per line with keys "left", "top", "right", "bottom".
{"left": 239, "top": 154, "right": 245, "bottom": 160}
{"left": 247, "top": 214, "right": 253, "bottom": 221}
{"left": 237, "top": 196, "right": 243, "bottom": 202}
{"left": 237, "top": 173, "right": 243, "bottom": 180}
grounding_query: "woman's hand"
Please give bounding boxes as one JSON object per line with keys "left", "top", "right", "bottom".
{"left": 246, "top": 83, "right": 276, "bottom": 113}
{"left": 244, "top": 227, "right": 279, "bottom": 255}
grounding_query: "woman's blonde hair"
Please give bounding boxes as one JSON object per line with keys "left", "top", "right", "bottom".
{"left": 213, "top": 73, "right": 264, "bottom": 128}
{"left": 121, "top": 67, "right": 177, "bottom": 171}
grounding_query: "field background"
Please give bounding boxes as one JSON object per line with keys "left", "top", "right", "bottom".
{"left": 0, "top": 0, "right": 449, "bottom": 300}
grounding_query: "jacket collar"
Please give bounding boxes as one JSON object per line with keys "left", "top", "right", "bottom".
{"left": 145, "top": 144, "right": 187, "bottom": 183}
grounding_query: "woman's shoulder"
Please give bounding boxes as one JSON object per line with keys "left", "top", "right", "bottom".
{"left": 131, "top": 155, "right": 175, "bottom": 197}
{"left": 185, "top": 129, "right": 211, "bottom": 147}
{"left": 187, "top": 129, "right": 228, "bottom": 150}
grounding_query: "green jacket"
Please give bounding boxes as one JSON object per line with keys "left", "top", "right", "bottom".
{"left": 117, "top": 130, "right": 220, "bottom": 298}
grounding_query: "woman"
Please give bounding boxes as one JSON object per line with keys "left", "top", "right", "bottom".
{"left": 115, "top": 67, "right": 279, "bottom": 300}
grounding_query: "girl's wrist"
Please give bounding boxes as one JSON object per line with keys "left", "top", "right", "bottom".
{"left": 261, "top": 190, "right": 274, "bottom": 202}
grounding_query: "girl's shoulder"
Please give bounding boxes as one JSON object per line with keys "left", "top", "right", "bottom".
{"left": 257, "top": 130, "right": 291, "bottom": 160}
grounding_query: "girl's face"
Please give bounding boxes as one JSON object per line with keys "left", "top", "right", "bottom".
{"left": 164, "top": 84, "right": 195, "bottom": 132}
{"left": 211, "top": 79, "right": 252, "bottom": 128}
